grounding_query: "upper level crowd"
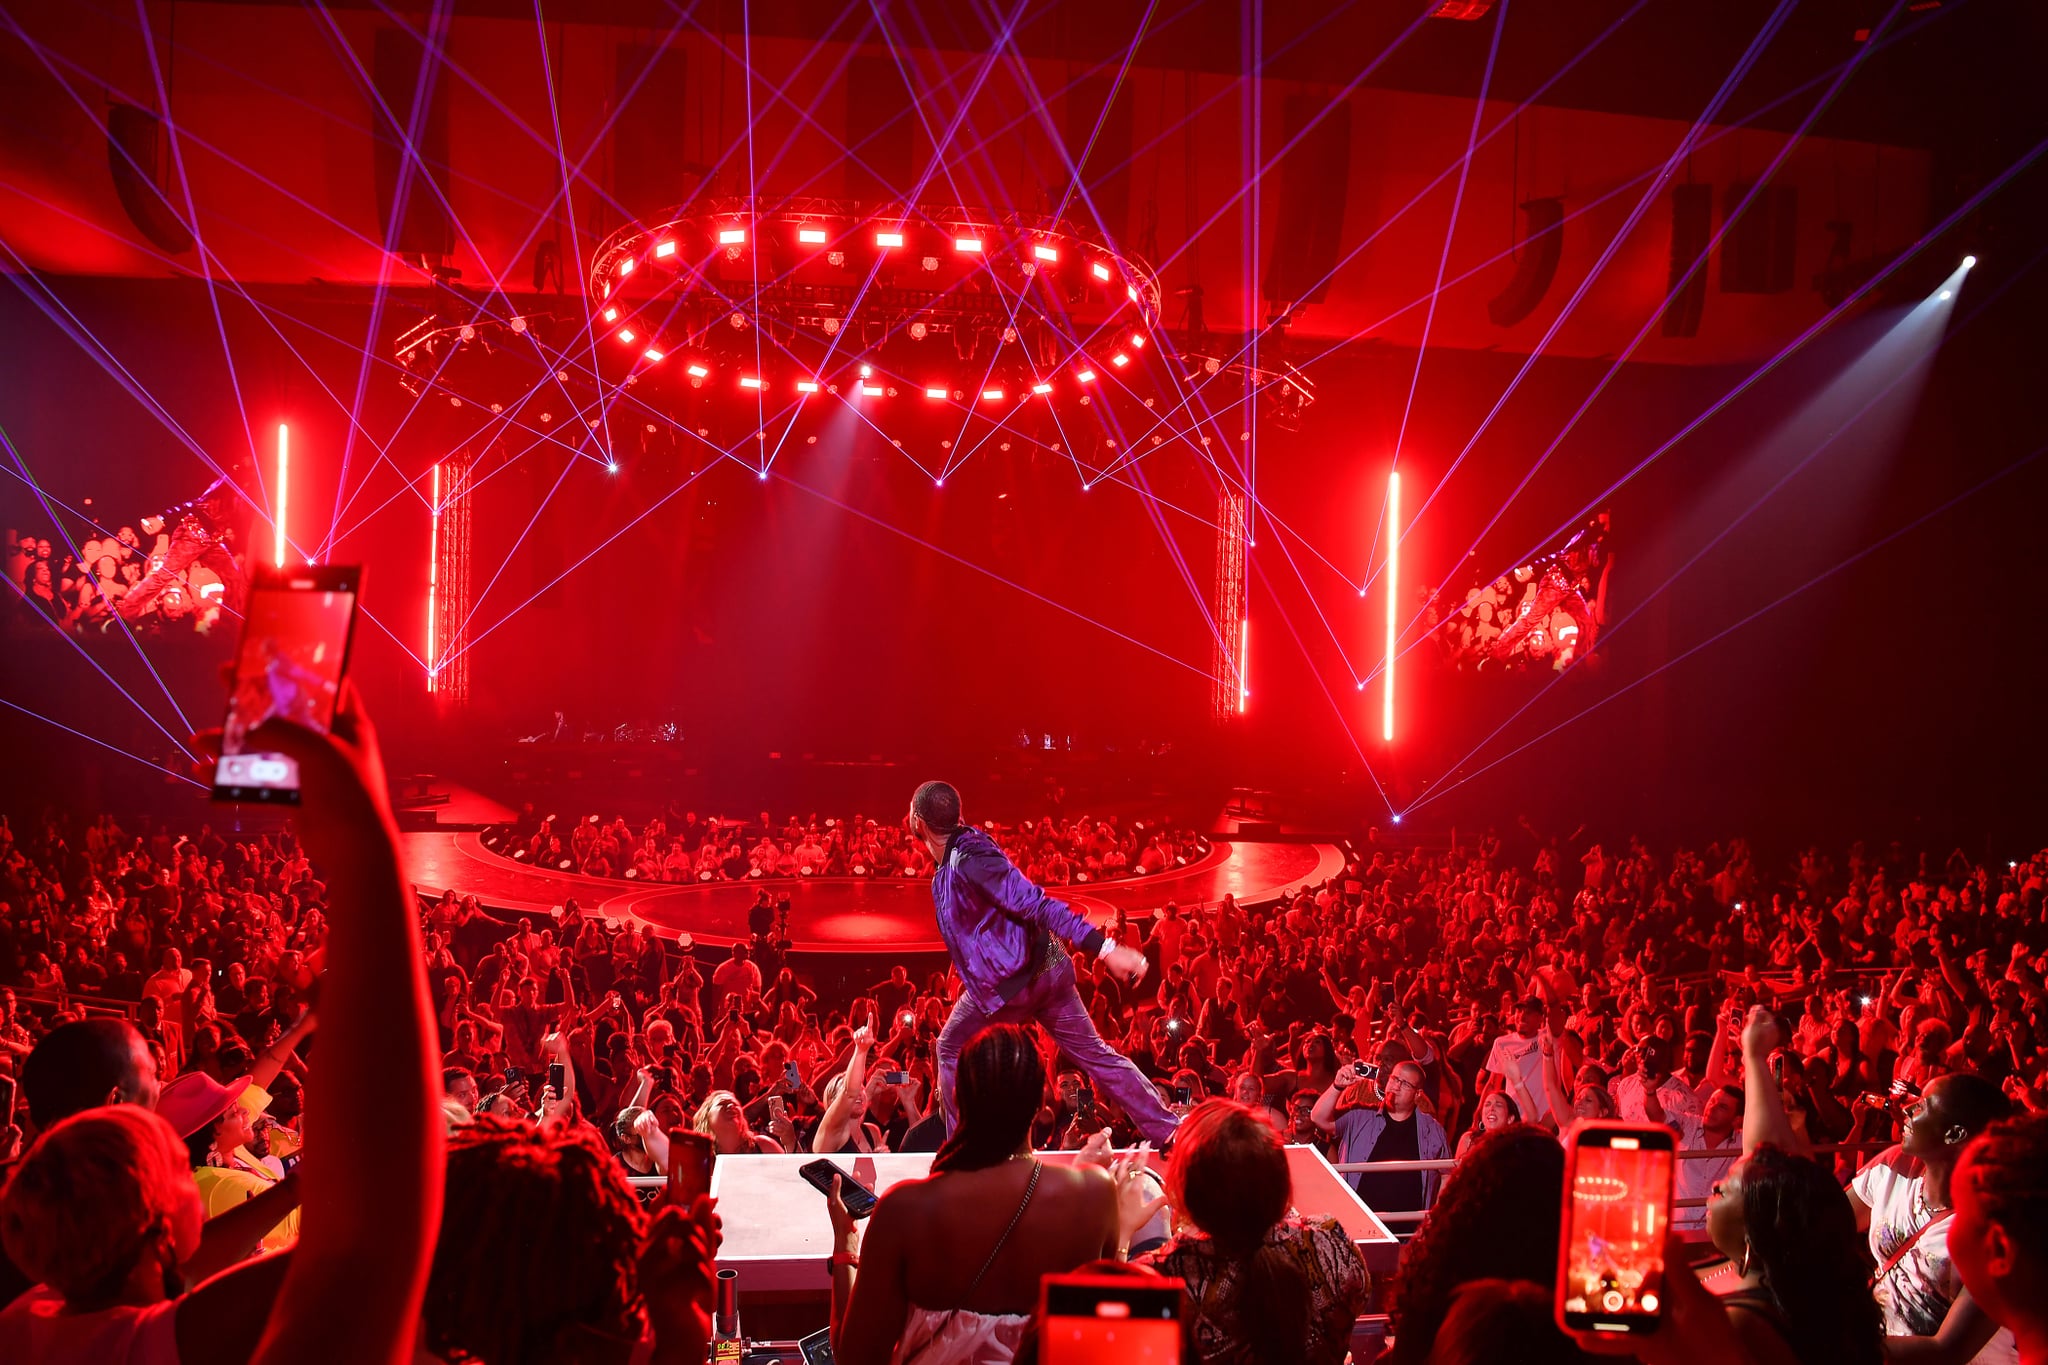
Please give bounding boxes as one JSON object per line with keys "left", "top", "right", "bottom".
{"left": 1, "top": 717, "right": 2044, "bottom": 1365}
{"left": 491, "top": 804, "right": 1210, "bottom": 885}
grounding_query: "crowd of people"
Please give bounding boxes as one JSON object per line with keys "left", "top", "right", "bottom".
{"left": 492, "top": 805, "right": 1211, "bottom": 885}
{"left": 1, "top": 690, "right": 2047, "bottom": 1361}
{"left": 6, "top": 516, "right": 240, "bottom": 637}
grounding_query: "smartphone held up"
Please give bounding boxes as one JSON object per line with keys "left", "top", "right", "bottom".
{"left": 212, "top": 564, "right": 362, "bottom": 804}
{"left": 1555, "top": 1120, "right": 1674, "bottom": 1340}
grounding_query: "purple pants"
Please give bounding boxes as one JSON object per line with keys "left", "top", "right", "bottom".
{"left": 937, "top": 952, "right": 1180, "bottom": 1145}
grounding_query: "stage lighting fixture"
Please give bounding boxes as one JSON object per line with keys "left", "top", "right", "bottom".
{"left": 935, "top": 478, "right": 944, "bottom": 487}
{"left": 875, "top": 230, "right": 904, "bottom": 248}
{"left": 1384, "top": 469, "right": 1400, "bottom": 743}
{"left": 645, "top": 423, "right": 657, "bottom": 433}
{"left": 859, "top": 363, "right": 873, "bottom": 377}
{"left": 822, "top": 316, "right": 841, "bottom": 334}
{"left": 982, "top": 388, "right": 1004, "bottom": 401}
{"left": 1112, "top": 354, "right": 1130, "bottom": 367}
{"left": 509, "top": 316, "right": 527, "bottom": 333}
{"left": 729, "top": 312, "right": 749, "bottom": 330}
{"left": 1127, "top": 286, "right": 1140, "bottom": 302}
{"left": 954, "top": 237, "right": 983, "bottom": 253}
{"left": 541, "top": 412, "right": 553, "bottom": 423}
{"left": 798, "top": 227, "right": 828, "bottom": 244}
{"left": 450, "top": 396, "right": 462, "bottom": 407}
{"left": 1091, "top": 262, "right": 1111, "bottom": 281}
{"left": 1032, "top": 383, "right": 1053, "bottom": 395}
{"left": 1940, "top": 290, "right": 1952, "bottom": 300}
{"left": 1238, "top": 619, "right": 1249, "bottom": 714}
{"left": 618, "top": 329, "right": 636, "bottom": 344}
{"left": 717, "top": 228, "right": 747, "bottom": 245}
{"left": 686, "top": 363, "right": 709, "bottom": 378}
{"left": 1130, "top": 334, "right": 1145, "bottom": 348}
{"left": 618, "top": 258, "right": 635, "bottom": 277}
{"left": 925, "top": 386, "right": 947, "bottom": 399}
{"left": 607, "top": 461, "right": 619, "bottom": 473}
{"left": 1001, "top": 327, "right": 1018, "bottom": 344}
{"left": 797, "top": 380, "right": 820, "bottom": 393}
{"left": 910, "top": 321, "right": 929, "bottom": 341}
{"left": 426, "top": 462, "right": 440, "bottom": 687}
{"left": 458, "top": 325, "right": 476, "bottom": 341}
{"left": 921, "top": 256, "right": 940, "bottom": 272}
{"left": 654, "top": 240, "right": 677, "bottom": 258}
{"left": 758, "top": 470, "right": 768, "bottom": 480}
{"left": 1204, "top": 357, "right": 1222, "bottom": 373}
{"left": 1077, "top": 368, "right": 1097, "bottom": 383}
{"left": 1032, "top": 244, "right": 1059, "bottom": 262}
{"left": 643, "top": 348, "right": 664, "bottom": 362}
{"left": 558, "top": 370, "right": 570, "bottom": 382}
{"left": 1963, "top": 254, "right": 1978, "bottom": 268}
{"left": 740, "top": 376, "right": 764, "bottom": 389}
{"left": 603, "top": 308, "right": 619, "bottom": 322}
{"left": 861, "top": 383, "right": 885, "bottom": 396}
{"left": 828, "top": 250, "right": 846, "bottom": 267}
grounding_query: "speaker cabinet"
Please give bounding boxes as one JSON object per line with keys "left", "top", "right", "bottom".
{"left": 371, "top": 25, "right": 453, "bottom": 258}
{"left": 1263, "top": 93, "right": 1351, "bottom": 306}
{"left": 105, "top": 103, "right": 193, "bottom": 254}
{"left": 1663, "top": 182, "right": 1712, "bottom": 338}
{"left": 1487, "top": 196, "right": 1564, "bottom": 327}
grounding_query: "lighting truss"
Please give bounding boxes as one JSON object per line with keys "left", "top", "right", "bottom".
{"left": 1213, "top": 488, "right": 1247, "bottom": 723}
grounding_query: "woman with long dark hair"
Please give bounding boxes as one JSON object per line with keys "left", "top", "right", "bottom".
{"left": 822, "top": 1023, "right": 1120, "bottom": 1365}
{"left": 1137, "top": 1099, "right": 1369, "bottom": 1365}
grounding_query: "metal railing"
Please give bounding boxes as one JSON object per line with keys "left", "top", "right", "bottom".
{"left": 12, "top": 987, "right": 139, "bottom": 1021}
{"left": 1329, "top": 1140, "right": 1892, "bottom": 1223}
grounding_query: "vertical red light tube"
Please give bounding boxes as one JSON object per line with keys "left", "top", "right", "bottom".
{"left": 1238, "top": 617, "right": 1249, "bottom": 714}
{"left": 274, "top": 423, "right": 290, "bottom": 569}
{"left": 426, "top": 462, "right": 441, "bottom": 693}
{"left": 1384, "top": 470, "right": 1399, "bottom": 743}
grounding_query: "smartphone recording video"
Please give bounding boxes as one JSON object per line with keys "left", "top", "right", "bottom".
{"left": 1040, "top": 1274, "right": 1183, "bottom": 1364}
{"left": 213, "top": 564, "right": 361, "bottom": 804}
{"left": 1556, "top": 1122, "right": 1673, "bottom": 1338}
{"left": 666, "top": 1129, "right": 715, "bottom": 1207}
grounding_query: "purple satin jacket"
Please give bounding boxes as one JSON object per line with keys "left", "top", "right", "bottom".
{"left": 932, "top": 825, "right": 1106, "bottom": 1013}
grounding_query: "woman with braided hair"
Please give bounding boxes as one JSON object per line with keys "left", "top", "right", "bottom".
{"left": 1953, "top": 1114, "right": 2048, "bottom": 1365}
{"left": 422, "top": 1113, "right": 719, "bottom": 1365}
{"left": 821, "top": 1023, "right": 1123, "bottom": 1365}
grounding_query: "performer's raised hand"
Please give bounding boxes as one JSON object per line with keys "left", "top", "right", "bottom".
{"left": 1103, "top": 943, "right": 1148, "bottom": 986}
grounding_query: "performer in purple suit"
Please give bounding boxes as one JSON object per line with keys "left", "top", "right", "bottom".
{"left": 907, "top": 780, "right": 1180, "bottom": 1144}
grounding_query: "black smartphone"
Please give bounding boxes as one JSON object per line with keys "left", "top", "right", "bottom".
{"left": 881, "top": 1070, "right": 909, "bottom": 1086}
{"left": 1556, "top": 1121, "right": 1675, "bottom": 1339}
{"left": 213, "top": 564, "right": 361, "bottom": 804}
{"left": 799, "top": 1158, "right": 878, "bottom": 1219}
{"left": 547, "top": 1061, "right": 568, "bottom": 1098}
{"left": 1169, "top": 1084, "right": 1193, "bottom": 1106}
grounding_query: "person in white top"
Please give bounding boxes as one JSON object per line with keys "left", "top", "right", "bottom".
{"left": 1481, "top": 997, "right": 1552, "bottom": 1126}
{"left": 1847, "top": 1071, "right": 2018, "bottom": 1365}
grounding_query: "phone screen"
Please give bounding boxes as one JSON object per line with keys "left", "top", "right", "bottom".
{"left": 213, "top": 565, "right": 360, "bottom": 803}
{"left": 1041, "top": 1276, "right": 1182, "bottom": 1364}
{"left": 667, "top": 1129, "right": 715, "bottom": 1206}
{"left": 1558, "top": 1125, "right": 1673, "bottom": 1336}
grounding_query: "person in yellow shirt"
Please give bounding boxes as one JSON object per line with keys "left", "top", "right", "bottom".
{"left": 157, "top": 1071, "right": 301, "bottom": 1252}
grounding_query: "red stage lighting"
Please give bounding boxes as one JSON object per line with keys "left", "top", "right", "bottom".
{"left": 618, "top": 259, "right": 635, "bottom": 277}
{"left": 1238, "top": 618, "right": 1249, "bottom": 714}
{"left": 603, "top": 307, "right": 619, "bottom": 322}
{"left": 925, "top": 386, "right": 948, "bottom": 399}
{"left": 426, "top": 460, "right": 440, "bottom": 692}
{"left": 740, "top": 376, "right": 764, "bottom": 389}
{"left": 654, "top": 240, "right": 677, "bottom": 258}
{"left": 717, "top": 228, "right": 747, "bottom": 245}
{"left": 618, "top": 328, "right": 636, "bottom": 344}
{"left": 798, "top": 227, "right": 828, "bottom": 244}
{"left": 686, "top": 363, "right": 709, "bottom": 378}
{"left": 274, "top": 422, "right": 289, "bottom": 569}
{"left": 642, "top": 348, "right": 664, "bottom": 362}
{"left": 953, "top": 237, "right": 983, "bottom": 254}
{"left": 981, "top": 388, "right": 1004, "bottom": 401}
{"left": 1031, "top": 382, "right": 1053, "bottom": 395}
{"left": 796, "top": 379, "right": 820, "bottom": 393}
{"left": 861, "top": 384, "right": 885, "bottom": 397}
{"left": 1091, "top": 262, "right": 1111, "bottom": 281}
{"left": 1033, "top": 244, "right": 1059, "bottom": 262}
{"left": 1384, "top": 470, "right": 1400, "bottom": 743}
{"left": 1111, "top": 354, "right": 1130, "bottom": 368}
{"left": 875, "top": 230, "right": 904, "bottom": 248}
{"left": 1076, "top": 368, "right": 1097, "bottom": 383}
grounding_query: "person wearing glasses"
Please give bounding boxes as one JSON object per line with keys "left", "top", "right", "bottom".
{"left": 1311, "top": 1058, "right": 1450, "bottom": 1214}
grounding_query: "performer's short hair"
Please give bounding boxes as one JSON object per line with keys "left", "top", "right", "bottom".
{"left": 912, "top": 781, "right": 962, "bottom": 833}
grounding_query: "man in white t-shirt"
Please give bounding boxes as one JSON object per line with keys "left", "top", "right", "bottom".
{"left": 1482, "top": 997, "right": 1552, "bottom": 1126}
{"left": 1670, "top": 1084, "right": 1742, "bottom": 1231}
{"left": 1849, "top": 1073, "right": 2018, "bottom": 1365}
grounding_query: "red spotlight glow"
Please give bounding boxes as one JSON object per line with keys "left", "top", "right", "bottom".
{"left": 797, "top": 227, "right": 828, "bottom": 244}
{"left": 1384, "top": 469, "right": 1400, "bottom": 743}
{"left": 875, "top": 230, "right": 904, "bottom": 248}
{"left": 1076, "top": 368, "right": 1097, "bottom": 383}
{"left": 618, "top": 328, "right": 636, "bottom": 344}
{"left": 796, "top": 379, "right": 820, "bottom": 393}
{"left": 618, "top": 259, "right": 635, "bottom": 277}
{"left": 1091, "top": 262, "right": 1111, "bottom": 281}
{"left": 717, "top": 228, "right": 747, "bottom": 245}
{"left": 861, "top": 383, "right": 885, "bottom": 396}
{"left": 686, "top": 363, "right": 709, "bottom": 378}
{"left": 1031, "top": 382, "right": 1054, "bottom": 395}
{"left": 739, "top": 376, "right": 764, "bottom": 389}
{"left": 274, "top": 422, "right": 289, "bottom": 569}
{"left": 953, "top": 237, "right": 983, "bottom": 254}
{"left": 924, "top": 386, "right": 947, "bottom": 399}
{"left": 642, "top": 348, "right": 664, "bottom": 362}
{"left": 981, "top": 388, "right": 1004, "bottom": 401}
{"left": 603, "top": 307, "right": 619, "bottom": 322}
{"left": 654, "top": 240, "right": 676, "bottom": 258}
{"left": 1033, "top": 244, "right": 1059, "bottom": 262}
{"left": 1111, "top": 354, "right": 1130, "bottom": 367}
{"left": 1130, "top": 334, "right": 1145, "bottom": 348}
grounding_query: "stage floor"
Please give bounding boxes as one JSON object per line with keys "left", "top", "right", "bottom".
{"left": 402, "top": 830, "right": 1345, "bottom": 953}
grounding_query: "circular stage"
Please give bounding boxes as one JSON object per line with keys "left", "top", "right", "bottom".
{"left": 403, "top": 829, "right": 1346, "bottom": 954}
